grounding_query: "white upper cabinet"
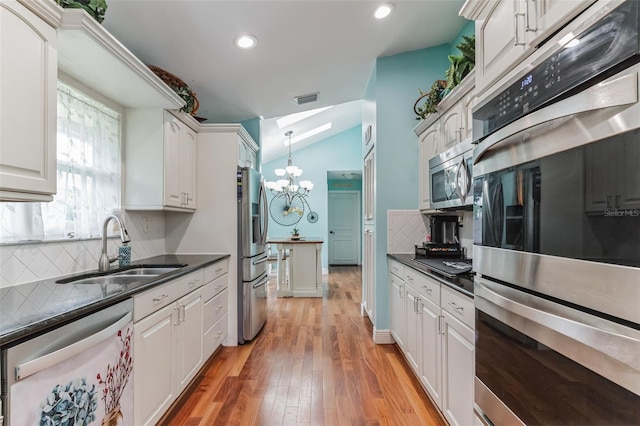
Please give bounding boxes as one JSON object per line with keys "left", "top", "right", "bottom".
{"left": 0, "top": 0, "right": 60, "bottom": 202}
{"left": 238, "top": 132, "right": 258, "bottom": 169}
{"left": 125, "top": 109, "right": 198, "bottom": 212}
{"left": 462, "top": 0, "right": 595, "bottom": 94}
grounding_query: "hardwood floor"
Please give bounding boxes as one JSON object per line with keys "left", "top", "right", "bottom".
{"left": 163, "top": 266, "right": 445, "bottom": 426}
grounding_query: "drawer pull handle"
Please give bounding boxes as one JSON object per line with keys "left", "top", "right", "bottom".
{"left": 153, "top": 294, "right": 169, "bottom": 303}
{"left": 189, "top": 279, "right": 199, "bottom": 286}
{"left": 422, "top": 286, "right": 432, "bottom": 294}
{"left": 448, "top": 301, "right": 464, "bottom": 312}
{"left": 215, "top": 268, "right": 223, "bottom": 273}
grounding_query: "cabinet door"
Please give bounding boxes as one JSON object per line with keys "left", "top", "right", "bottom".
{"left": 362, "top": 227, "right": 375, "bottom": 319}
{"left": 175, "top": 288, "right": 204, "bottom": 394}
{"left": 460, "top": 91, "right": 476, "bottom": 141}
{"left": 0, "top": 1, "right": 57, "bottom": 201}
{"left": 531, "top": 0, "right": 595, "bottom": 47}
{"left": 164, "top": 113, "right": 183, "bottom": 208}
{"left": 440, "top": 103, "right": 463, "bottom": 151}
{"left": 182, "top": 126, "right": 197, "bottom": 208}
{"left": 363, "top": 148, "right": 375, "bottom": 221}
{"left": 134, "top": 303, "right": 176, "bottom": 426}
{"left": 476, "top": 0, "right": 527, "bottom": 93}
{"left": 419, "top": 124, "right": 439, "bottom": 210}
{"left": 442, "top": 311, "right": 475, "bottom": 426}
{"left": 404, "top": 286, "right": 420, "bottom": 373}
{"left": 389, "top": 273, "right": 405, "bottom": 348}
{"left": 420, "top": 298, "right": 442, "bottom": 409}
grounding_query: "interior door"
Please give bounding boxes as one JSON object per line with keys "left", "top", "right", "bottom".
{"left": 328, "top": 191, "right": 360, "bottom": 265}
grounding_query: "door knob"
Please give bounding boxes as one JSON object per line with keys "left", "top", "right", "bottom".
{"left": 329, "top": 231, "right": 334, "bottom": 234}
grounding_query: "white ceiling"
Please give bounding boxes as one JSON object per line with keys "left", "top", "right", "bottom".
{"left": 102, "top": 1, "right": 467, "bottom": 163}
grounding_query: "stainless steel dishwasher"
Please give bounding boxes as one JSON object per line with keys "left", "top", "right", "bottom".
{"left": 1, "top": 299, "right": 134, "bottom": 425}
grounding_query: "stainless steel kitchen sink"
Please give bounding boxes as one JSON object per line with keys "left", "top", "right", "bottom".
{"left": 62, "top": 275, "right": 153, "bottom": 285}
{"left": 56, "top": 265, "right": 184, "bottom": 285}
{"left": 110, "top": 267, "right": 179, "bottom": 276}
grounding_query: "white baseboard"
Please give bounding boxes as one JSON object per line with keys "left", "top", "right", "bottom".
{"left": 372, "top": 327, "right": 395, "bottom": 344}
{"left": 322, "top": 267, "right": 329, "bottom": 275}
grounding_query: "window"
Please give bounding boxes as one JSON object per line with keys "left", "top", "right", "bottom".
{"left": 0, "top": 81, "right": 121, "bottom": 243}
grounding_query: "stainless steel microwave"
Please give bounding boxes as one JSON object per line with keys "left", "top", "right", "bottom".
{"left": 429, "top": 138, "right": 473, "bottom": 210}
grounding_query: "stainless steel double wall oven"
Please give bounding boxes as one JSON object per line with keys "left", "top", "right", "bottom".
{"left": 471, "top": 1, "right": 640, "bottom": 424}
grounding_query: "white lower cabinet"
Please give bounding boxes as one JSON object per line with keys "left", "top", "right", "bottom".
{"left": 419, "top": 296, "right": 442, "bottom": 408}
{"left": 133, "top": 301, "right": 176, "bottom": 426}
{"left": 133, "top": 259, "right": 229, "bottom": 425}
{"left": 175, "top": 288, "right": 204, "bottom": 393}
{"left": 390, "top": 259, "right": 475, "bottom": 426}
{"left": 389, "top": 260, "right": 406, "bottom": 349}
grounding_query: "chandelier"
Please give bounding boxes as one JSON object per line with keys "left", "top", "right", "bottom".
{"left": 265, "top": 131, "right": 316, "bottom": 226}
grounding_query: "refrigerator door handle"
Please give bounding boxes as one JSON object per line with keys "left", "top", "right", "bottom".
{"left": 252, "top": 254, "right": 269, "bottom": 265}
{"left": 253, "top": 275, "right": 270, "bottom": 289}
{"left": 260, "top": 181, "right": 269, "bottom": 245}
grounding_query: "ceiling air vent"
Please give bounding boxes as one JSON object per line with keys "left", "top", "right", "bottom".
{"left": 295, "top": 93, "right": 319, "bottom": 105}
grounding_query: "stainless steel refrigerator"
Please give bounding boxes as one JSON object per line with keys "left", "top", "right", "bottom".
{"left": 237, "top": 167, "right": 269, "bottom": 343}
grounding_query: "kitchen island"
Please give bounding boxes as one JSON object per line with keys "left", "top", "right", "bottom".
{"left": 268, "top": 237, "right": 323, "bottom": 297}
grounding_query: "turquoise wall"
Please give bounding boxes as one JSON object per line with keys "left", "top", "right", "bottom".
{"left": 263, "top": 125, "right": 362, "bottom": 268}
{"left": 372, "top": 44, "right": 451, "bottom": 331}
{"left": 449, "top": 20, "right": 475, "bottom": 56}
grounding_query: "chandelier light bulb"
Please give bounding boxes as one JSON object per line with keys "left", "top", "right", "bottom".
{"left": 275, "top": 169, "right": 286, "bottom": 177}
{"left": 277, "top": 179, "right": 289, "bottom": 188}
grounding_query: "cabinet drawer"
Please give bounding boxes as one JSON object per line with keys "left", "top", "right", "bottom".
{"left": 389, "top": 259, "right": 404, "bottom": 278}
{"left": 204, "top": 260, "right": 228, "bottom": 283}
{"left": 441, "top": 285, "right": 474, "bottom": 329}
{"left": 204, "top": 313, "right": 228, "bottom": 358}
{"left": 134, "top": 269, "right": 204, "bottom": 322}
{"left": 202, "top": 274, "right": 228, "bottom": 301}
{"left": 204, "top": 288, "right": 228, "bottom": 332}
{"left": 408, "top": 268, "right": 440, "bottom": 306}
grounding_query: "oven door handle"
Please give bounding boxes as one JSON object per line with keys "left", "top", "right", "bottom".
{"left": 15, "top": 311, "right": 133, "bottom": 381}
{"left": 474, "top": 70, "right": 639, "bottom": 166}
{"left": 475, "top": 276, "right": 640, "bottom": 394}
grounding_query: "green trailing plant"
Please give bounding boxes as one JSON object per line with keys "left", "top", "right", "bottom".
{"left": 413, "top": 34, "right": 476, "bottom": 120}
{"left": 56, "top": 0, "right": 108, "bottom": 23}
{"left": 414, "top": 80, "right": 447, "bottom": 120}
{"left": 445, "top": 34, "right": 476, "bottom": 92}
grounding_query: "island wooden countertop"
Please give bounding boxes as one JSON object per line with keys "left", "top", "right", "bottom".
{"left": 267, "top": 237, "right": 324, "bottom": 244}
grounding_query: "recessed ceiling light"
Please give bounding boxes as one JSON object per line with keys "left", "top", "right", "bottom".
{"left": 373, "top": 4, "right": 394, "bottom": 19}
{"left": 234, "top": 35, "right": 258, "bottom": 49}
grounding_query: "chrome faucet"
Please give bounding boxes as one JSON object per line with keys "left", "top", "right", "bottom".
{"left": 99, "top": 214, "right": 131, "bottom": 272}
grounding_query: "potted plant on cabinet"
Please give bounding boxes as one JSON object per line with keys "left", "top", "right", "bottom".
{"left": 413, "top": 34, "right": 475, "bottom": 121}
{"left": 290, "top": 227, "right": 301, "bottom": 240}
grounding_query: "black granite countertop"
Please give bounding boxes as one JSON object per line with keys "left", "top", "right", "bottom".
{"left": 0, "top": 254, "right": 230, "bottom": 347}
{"left": 387, "top": 254, "right": 474, "bottom": 298}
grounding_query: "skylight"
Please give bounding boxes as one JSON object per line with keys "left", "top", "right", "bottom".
{"left": 276, "top": 106, "right": 332, "bottom": 129}
{"left": 284, "top": 123, "right": 332, "bottom": 145}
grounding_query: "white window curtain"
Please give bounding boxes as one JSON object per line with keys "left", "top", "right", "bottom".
{"left": 0, "top": 82, "right": 121, "bottom": 243}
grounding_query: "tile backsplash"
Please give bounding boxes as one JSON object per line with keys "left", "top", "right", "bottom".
{"left": 387, "top": 209, "right": 474, "bottom": 257}
{"left": 387, "top": 210, "right": 429, "bottom": 254}
{"left": 0, "top": 211, "right": 165, "bottom": 288}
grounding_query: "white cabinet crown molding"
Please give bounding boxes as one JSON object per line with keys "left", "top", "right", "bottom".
{"left": 17, "top": 0, "right": 62, "bottom": 27}
{"left": 459, "top": 0, "right": 491, "bottom": 20}
{"left": 57, "top": 9, "right": 185, "bottom": 109}
{"left": 199, "top": 123, "right": 259, "bottom": 152}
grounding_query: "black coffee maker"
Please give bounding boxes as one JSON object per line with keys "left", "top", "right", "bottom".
{"left": 416, "top": 215, "right": 462, "bottom": 258}
{"left": 429, "top": 215, "right": 459, "bottom": 245}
